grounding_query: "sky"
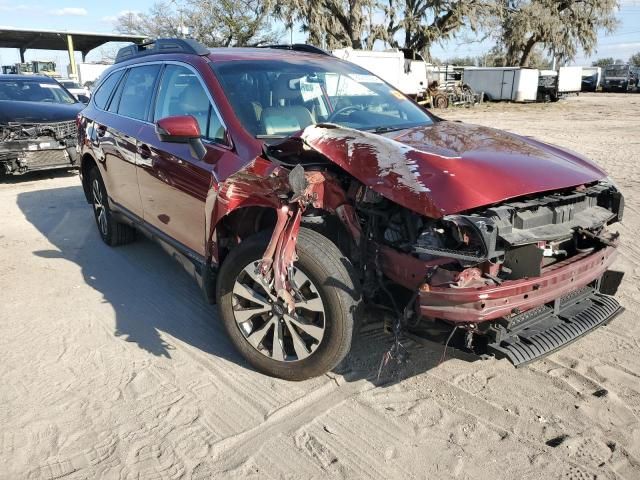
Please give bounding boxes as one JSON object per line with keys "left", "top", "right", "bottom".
{"left": 1, "top": 0, "right": 639, "bottom": 76}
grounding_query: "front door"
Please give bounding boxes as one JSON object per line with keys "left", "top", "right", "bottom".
{"left": 136, "top": 64, "right": 232, "bottom": 256}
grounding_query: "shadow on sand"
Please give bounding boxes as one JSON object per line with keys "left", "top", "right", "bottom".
{"left": 1, "top": 168, "right": 78, "bottom": 184}
{"left": 17, "top": 183, "right": 477, "bottom": 386}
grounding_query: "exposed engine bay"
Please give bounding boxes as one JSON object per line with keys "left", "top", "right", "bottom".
{"left": 253, "top": 125, "right": 625, "bottom": 367}
{"left": 373, "top": 180, "right": 623, "bottom": 283}
{"left": 0, "top": 121, "right": 79, "bottom": 175}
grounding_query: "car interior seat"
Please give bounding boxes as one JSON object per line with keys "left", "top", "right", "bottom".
{"left": 261, "top": 74, "right": 315, "bottom": 135}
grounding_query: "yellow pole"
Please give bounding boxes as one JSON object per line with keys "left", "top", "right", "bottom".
{"left": 66, "top": 34, "right": 77, "bottom": 79}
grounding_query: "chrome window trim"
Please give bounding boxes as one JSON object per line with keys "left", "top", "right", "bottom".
{"left": 93, "top": 59, "right": 232, "bottom": 151}
{"left": 91, "top": 69, "right": 126, "bottom": 111}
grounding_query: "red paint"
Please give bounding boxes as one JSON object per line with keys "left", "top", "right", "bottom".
{"left": 418, "top": 245, "right": 618, "bottom": 323}
{"left": 299, "top": 123, "right": 606, "bottom": 218}
{"left": 378, "top": 245, "right": 451, "bottom": 290}
{"left": 156, "top": 115, "right": 201, "bottom": 139}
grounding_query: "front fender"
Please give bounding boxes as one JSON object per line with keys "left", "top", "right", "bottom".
{"left": 206, "top": 156, "right": 288, "bottom": 265}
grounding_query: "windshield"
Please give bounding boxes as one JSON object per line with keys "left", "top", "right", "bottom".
{"left": 0, "top": 79, "right": 77, "bottom": 104}
{"left": 605, "top": 65, "right": 629, "bottom": 77}
{"left": 211, "top": 58, "right": 433, "bottom": 138}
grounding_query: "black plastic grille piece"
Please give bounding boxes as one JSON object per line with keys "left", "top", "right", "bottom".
{"left": 22, "top": 149, "right": 70, "bottom": 168}
{"left": 488, "top": 291, "right": 623, "bottom": 366}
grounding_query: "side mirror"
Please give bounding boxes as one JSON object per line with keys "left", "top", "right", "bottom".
{"left": 77, "top": 94, "right": 90, "bottom": 104}
{"left": 155, "top": 115, "right": 206, "bottom": 161}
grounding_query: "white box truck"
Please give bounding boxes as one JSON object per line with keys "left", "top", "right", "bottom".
{"left": 462, "top": 67, "right": 539, "bottom": 102}
{"left": 332, "top": 48, "right": 427, "bottom": 97}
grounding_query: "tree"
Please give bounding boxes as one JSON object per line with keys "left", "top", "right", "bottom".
{"left": 479, "top": 45, "right": 508, "bottom": 66}
{"left": 274, "top": 0, "right": 373, "bottom": 50}
{"left": 276, "top": 0, "right": 497, "bottom": 57}
{"left": 115, "top": 0, "right": 279, "bottom": 47}
{"left": 444, "top": 56, "right": 478, "bottom": 66}
{"left": 630, "top": 52, "right": 640, "bottom": 67}
{"left": 372, "top": 0, "right": 497, "bottom": 60}
{"left": 499, "top": 0, "right": 618, "bottom": 67}
{"left": 592, "top": 57, "right": 615, "bottom": 68}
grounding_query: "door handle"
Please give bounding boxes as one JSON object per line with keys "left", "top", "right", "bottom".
{"left": 137, "top": 144, "right": 151, "bottom": 159}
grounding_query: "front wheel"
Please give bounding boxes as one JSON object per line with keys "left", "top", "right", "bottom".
{"left": 216, "top": 228, "right": 361, "bottom": 380}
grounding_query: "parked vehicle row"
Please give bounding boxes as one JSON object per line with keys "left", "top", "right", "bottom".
{"left": 73, "top": 38, "right": 624, "bottom": 380}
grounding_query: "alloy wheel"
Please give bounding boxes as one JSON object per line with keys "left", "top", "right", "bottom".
{"left": 92, "top": 178, "right": 108, "bottom": 237}
{"left": 231, "top": 261, "right": 326, "bottom": 362}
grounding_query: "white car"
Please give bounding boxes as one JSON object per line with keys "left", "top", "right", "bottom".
{"left": 58, "top": 79, "right": 91, "bottom": 102}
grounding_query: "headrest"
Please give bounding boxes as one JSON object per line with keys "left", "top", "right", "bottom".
{"left": 274, "top": 74, "right": 304, "bottom": 103}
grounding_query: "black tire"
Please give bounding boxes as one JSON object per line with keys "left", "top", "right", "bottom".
{"left": 216, "top": 228, "right": 361, "bottom": 380}
{"left": 88, "top": 167, "right": 136, "bottom": 246}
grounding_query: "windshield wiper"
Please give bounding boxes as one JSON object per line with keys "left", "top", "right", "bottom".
{"left": 367, "top": 125, "right": 418, "bottom": 134}
{"left": 256, "top": 134, "right": 288, "bottom": 140}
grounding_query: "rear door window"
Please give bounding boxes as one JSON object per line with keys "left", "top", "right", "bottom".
{"left": 153, "top": 64, "right": 226, "bottom": 143}
{"left": 117, "top": 65, "right": 161, "bottom": 121}
{"left": 93, "top": 70, "right": 124, "bottom": 110}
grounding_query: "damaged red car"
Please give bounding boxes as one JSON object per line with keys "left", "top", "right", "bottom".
{"left": 77, "top": 39, "right": 624, "bottom": 380}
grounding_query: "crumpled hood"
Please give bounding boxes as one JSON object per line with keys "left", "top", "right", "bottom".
{"left": 0, "top": 100, "right": 84, "bottom": 124}
{"left": 298, "top": 122, "right": 607, "bottom": 218}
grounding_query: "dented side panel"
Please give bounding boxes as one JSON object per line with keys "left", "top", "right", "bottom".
{"left": 207, "top": 156, "right": 285, "bottom": 263}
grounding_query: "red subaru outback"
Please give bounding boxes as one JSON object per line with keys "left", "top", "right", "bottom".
{"left": 77, "top": 39, "right": 624, "bottom": 380}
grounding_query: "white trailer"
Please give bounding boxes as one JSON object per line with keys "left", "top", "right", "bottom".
{"left": 557, "top": 66, "right": 582, "bottom": 94}
{"left": 332, "top": 48, "right": 427, "bottom": 97}
{"left": 462, "top": 67, "right": 539, "bottom": 102}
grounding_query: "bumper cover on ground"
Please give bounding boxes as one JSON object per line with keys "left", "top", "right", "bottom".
{"left": 487, "top": 286, "right": 624, "bottom": 366}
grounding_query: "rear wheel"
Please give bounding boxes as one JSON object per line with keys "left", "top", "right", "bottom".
{"left": 216, "top": 228, "right": 361, "bottom": 380}
{"left": 88, "top": 167, "right": 136, "bottom": 246}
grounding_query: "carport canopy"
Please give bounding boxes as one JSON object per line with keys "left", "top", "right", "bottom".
{"left": 0, "top": 27, "right": 147, "bottom": 77}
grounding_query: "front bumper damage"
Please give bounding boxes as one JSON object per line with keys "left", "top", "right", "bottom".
{"left": 418, "top": 245, "right": 618, "bottom": 323}
{"left": 260, "top": 127, "right": 625, "bottom": 368}
{"left": 0, "top": 121, "right": 79, "bottom": 175}
{"left": 409, "top": 185, "right": 625, "bottom": 365}
{"left": 378, "top": 180, "right": 624, "bottom": 366}
{"left": 419, "top": 245, "right": 624, "bottom": 365}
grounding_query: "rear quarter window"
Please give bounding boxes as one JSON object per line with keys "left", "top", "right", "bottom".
{"left": 93, "top": 70, "right": 125, "bottom": 110}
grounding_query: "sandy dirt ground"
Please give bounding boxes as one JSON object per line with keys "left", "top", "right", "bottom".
{"left": 1, "top": 93, "right": 640, "bottom": 480}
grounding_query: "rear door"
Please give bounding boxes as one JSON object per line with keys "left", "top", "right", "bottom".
{"left": 87, "top": 69, "right": 126, "bottom": 201}
{"left": 501, "top": 70, "right": 516, "bottom": 100}
{"left": 136, "top": 63, "right": 232, "bottom": 256}
{"left": 105, "top": 64, "right": 161, "bottom": 218}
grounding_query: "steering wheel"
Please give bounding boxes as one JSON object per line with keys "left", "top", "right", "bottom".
{"left": 327, "top": 105, "right": 362, "bottom": 122}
